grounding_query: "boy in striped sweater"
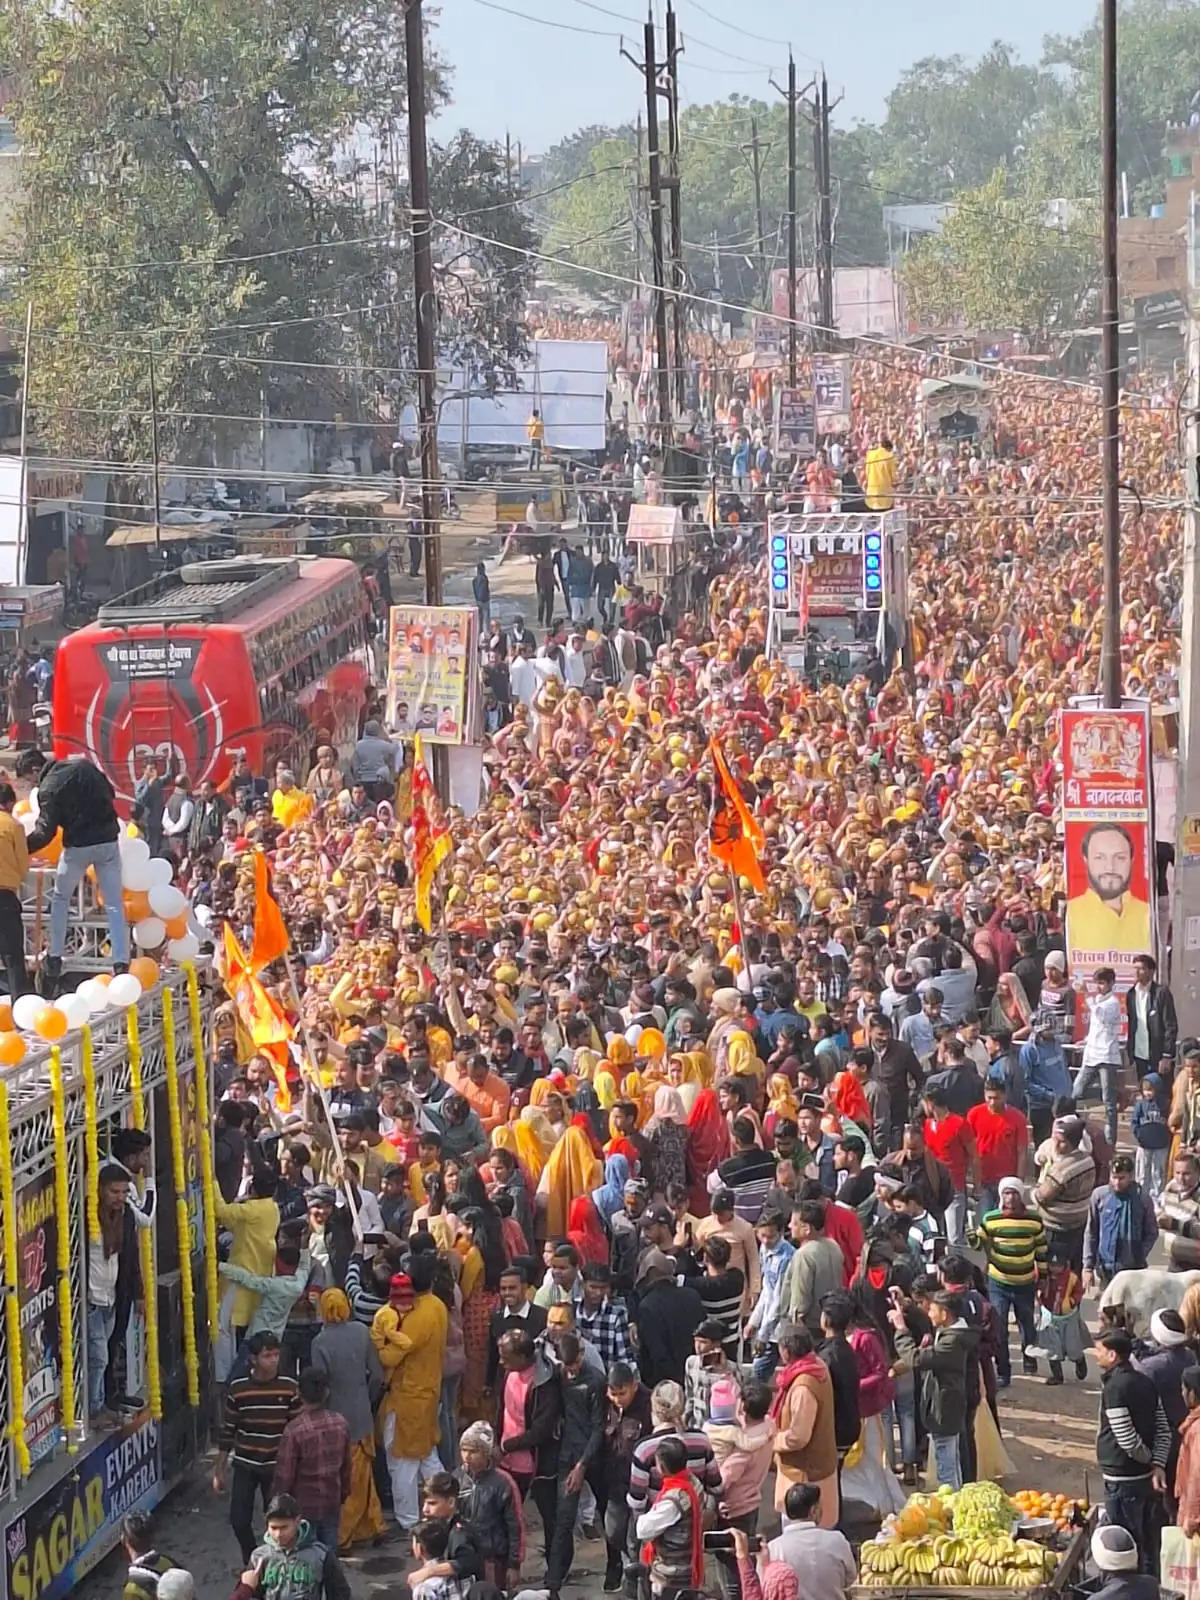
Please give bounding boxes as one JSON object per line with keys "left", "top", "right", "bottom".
{"left": 968, "top": 1177, "right": 1047, "bottom": 1387}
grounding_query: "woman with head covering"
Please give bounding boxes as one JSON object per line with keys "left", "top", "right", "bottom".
{"left": 646, "top": 1085, "right": 690, "bottom": 1194}
{"left": 594, "top": 1066, "right": 619, "bottom": 1111}
{"left": 567, "top": 1193, "right": 610, "bottom": 1266}
{"left": 593, "top": 1152, "right": 631, "bottom": 1225}
{"left": 987, "top": 972, "right": 1032, "bottom": 1038}
{"left": 539, "top": 1119, "right": 603, "bottom": 1238}
{"left": 686, "top": 1086, "right": 731, "bottom": 1217}
{"left": 459, "top": 1204, "right": 507, "bottom": 1421}
{"left": 764, "top": 1074, "right": 800, "bottom": 1142}
{"left": 515, "top": 1105, "right": 556, "bottom": 1183}
{"left": 311, "top": 1286, "right": 387, "bottom": 1549}
{"left": 666, "top": 1053, "right": 702, "bottom": 1116}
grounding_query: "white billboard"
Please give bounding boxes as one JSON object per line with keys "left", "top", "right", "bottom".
{"left": 402, "top": 338, "right": 609, "bottom": 453}
{"left": 770, "top": 267, "right": 906, "bottom": 343}
{"left": 0, "top": 454, "right": 24, "bottom": 585}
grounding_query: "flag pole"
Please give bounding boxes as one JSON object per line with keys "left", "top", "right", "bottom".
{"left": 729, "top": 872, "right": 752, "bottom": 995}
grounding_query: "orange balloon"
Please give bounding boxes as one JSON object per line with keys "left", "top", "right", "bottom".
{"left": 33, "top": 1006, "right": 67, "bottom": 1042}
{"left": 0, "top": 1032, "right": 25, "bottom": 1066}
{"left": 128, "top": 956, "right": 160, "bottom": 990}
{"left": 31, "top": 830, "right": 62, "bottom": 866}
{"left": 123, "top": 890, "right": 152, "bottom": 922}
{"left": 0, "top": 1003, "right": 13, "bottom": 1033}
{"left": 164, "top": 913, "right": 189, "bottom": 940}
{"left": 93, "top": 973, "right": 112, "bottom": 988}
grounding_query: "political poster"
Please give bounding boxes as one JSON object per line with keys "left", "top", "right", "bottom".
{"left": 386, "top": 606, "right": 476, "bottom": 746}
{"left": 16, "top": 1171, "right": 62, "bottom": 1468}
{"left": 813, "top": 353, "right": 852, "bottom": 434}
{"left": 1062, "top": 703, "right": 1155, "bottom": 983}
{"left": 774, "top": 388, "right": 816, "bottom": 459}
{"left": 4, "top": 1415, "right": 161, "bottom": 1600}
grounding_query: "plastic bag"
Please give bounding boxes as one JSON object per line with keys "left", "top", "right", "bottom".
{"left": 1161, "top": 1525, "right": 1200, "bottom": 1600}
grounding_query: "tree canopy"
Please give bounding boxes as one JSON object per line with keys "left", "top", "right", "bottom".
{"left": 0, "top": 0, "right": 535, "bottom": 468}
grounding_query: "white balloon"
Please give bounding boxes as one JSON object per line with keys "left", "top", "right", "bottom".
{"left": 106, "top": 973, "right": 143, "bottom": 1009}
{"left": 119, "top": 836, "right": 150, "bottom": 866}
{"left": 57, "top": 993, "right": 91, "bottom": 1030}
{"left": 27, "top": 787, "right": 39, "bottom": 818}
{"left": 624, "top": 1023, "right": 644, "bottom": 1047}
{"left": 122, "top": 861, "right": 153, "bottom": 892}
{"left": 133, "top": 916, "right": 166, "bottom": 949}
{"left": 167, "top": 932, "right": 200, "bottom": 962}
{"left": 146, "top": 857, "right": 174, "bottom": 888}
{"left": 148, "top": 884, "right": 187, "bottom": 919}
{"left": 12, "top": 993, "right": 43, "bottom": 1032}
{"left": 18, "top": 812, "right": 35, "bottom": 836}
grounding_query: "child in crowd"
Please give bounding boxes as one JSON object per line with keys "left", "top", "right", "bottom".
{"left": 1131, "top": 1074, "right": 1170, "bottom": 1201}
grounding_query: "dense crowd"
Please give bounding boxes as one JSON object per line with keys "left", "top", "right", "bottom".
{"left": 75, "top": 342, "right": 1200, "bottom": 1600}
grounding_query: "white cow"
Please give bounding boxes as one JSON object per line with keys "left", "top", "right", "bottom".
{"left": 1097, "top": 1267, "right": 1200, "bottom": 1337}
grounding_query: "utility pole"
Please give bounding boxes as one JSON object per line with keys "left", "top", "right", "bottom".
{"left": 622, "top": 22, "right": 673, "bottom": 442}
{"left": 505, "top": 131, "right": 513, "bottom": 199}
{"left": 404, "top": 0, "right": 447, "bottom": 796}
{"left": 630, "top": 114, "right": 645, "bottom": 288}
{"left": 1175, "top": 202, "right": 1200, "bottom": 1033}
{"left": 1099, "top": 0, "right": 1122, "bottom": 710}
{"left": 743, "top": 117, "right": 768, "bottom": 301}
{"left": 148, "top": 352, "right": 163, "bottom": 555}
{"left": 664, "top": 4, "right": 686, "bottom": 416}
{"left": 771, "top": 57, "right": 811, "bottom": 386}
{"left": 815, "top": 74, "right": 838, "bottom": 350}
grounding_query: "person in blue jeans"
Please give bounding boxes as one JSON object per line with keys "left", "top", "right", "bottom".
{"left": 20, "top": 752, "right": 128, "bottom": 993}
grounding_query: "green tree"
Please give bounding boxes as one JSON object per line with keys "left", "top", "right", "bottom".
{"left": 900, "top": 169, "right": 1098, "bottom": 336}
{"left": 0, "top": 0, "right": 534, "bottom": 472}
{"left": 541, "top": 134, "right": 639, "bottom": 287}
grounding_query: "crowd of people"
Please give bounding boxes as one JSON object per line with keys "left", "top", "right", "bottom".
{"left": 90, "top": 340, "right": 1200, "bottom": 1600}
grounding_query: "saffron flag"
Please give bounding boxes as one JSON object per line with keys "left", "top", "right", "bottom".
{"left": 411, "top": 733, "right": 452, "bottom": 932}
{"left": 222, "top": 920, "right": 294, "bottom": 1112}
{"left": 707, "top": 739, "right": 766, "bottom": 894}
{"left": 797, "top": 558, "right": 810, "bottom": 636}
{"left": 249, "top": 848, "right": 290, "bottom": 972}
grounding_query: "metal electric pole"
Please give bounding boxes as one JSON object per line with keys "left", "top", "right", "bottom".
{"left": 1099, "top": 0, "right": 1122, "bottom": 709}
{"left": 404, "top": 0, "right": 448, "bottom": 795}
{"left": 664, "top": 4, "right": 686, "bottom": 416}
{"left": 771, "top": 57, "right": 811, "bottom": 385}
{"left": 623, "top": 22, "right": 673, "bottom": 442}
{"left": 1176, "top": 290, "right": 1200, "bottom": 1034}
{"left": 815, "top": 74, "right": 837, "bottom": 349}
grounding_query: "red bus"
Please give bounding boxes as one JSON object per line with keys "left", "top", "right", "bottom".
{"left": 52, "top": 555, "right": 372, "bottom": 801}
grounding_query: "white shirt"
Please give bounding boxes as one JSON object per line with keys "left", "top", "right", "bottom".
{"left": 563, "top": 645, "right": 589, "bottom": 688}
{"left": 1082, "top": 988, "right": 1122, "bottom": 1068}
{"left": 1132, "top": 983, "right": 1151, "bottom": 1061}
{"left": 509, "top": 656, "right": 537, "bottom": 706}
{"left": 769, "top": 1521, "right": 856, "bottom": 1600}
{"left": 88, "top": 1241, "right": 120, "bottom": 1307}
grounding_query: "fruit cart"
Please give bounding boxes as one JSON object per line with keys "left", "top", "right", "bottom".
{"left": 853, "top": 1484, "right": 1093, "bottom": 1599}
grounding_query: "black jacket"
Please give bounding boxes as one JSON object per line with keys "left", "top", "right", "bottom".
{"left": 603, "top": 1383, "right": 654, "bottom": 1492}
{"left": 634, "top": 1279, "right": 704, "bottom": 1388}
{"left": 1125, "top": 982, "right": 1178, "bottom": 1065}
{"left": 458, "top": 1465, "right": 523, "bottom": 1565}
{"left": 28, "top": 758, "right": 120, "bottom": 851}
{"left": 496, "top": 1353, "right": 563, "bottom": 1476}
{"left": 1097, "top": 1360, "right": 1170, "bottom": 1480}
{"left": 819, "top": 1335, "right": 863, "bottom": 1451}
{"left": 559, "top": 1363, "right": 607, "bottom": 1472}
{"left": 895, "top": 1320, "right": 976, "bottom": 1438}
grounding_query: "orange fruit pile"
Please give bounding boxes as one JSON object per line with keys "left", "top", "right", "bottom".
{"left": 1011, "top": 1490, "right": 1086, "bottom": 1532}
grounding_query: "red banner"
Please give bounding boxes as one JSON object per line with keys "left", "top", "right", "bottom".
{"left": 1061, "top": 704, "right": 1155, "bottom": 982}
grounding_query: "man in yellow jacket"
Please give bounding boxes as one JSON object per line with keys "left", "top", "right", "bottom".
{"left": 864, "top": 435, "right": 899, "bottom": 511}
{"left": 214, "top": 1169, "right": 280, "bottom": 1381}
{"left": 0, "top": 780, "right": 30, "bottom": 998}
{"left": 372, "top": 1254, "right": 448, "bottom": 1530}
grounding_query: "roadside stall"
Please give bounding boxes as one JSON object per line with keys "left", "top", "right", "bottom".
{"left": 919, "top": 374, "right": 994, "bottom": 444}
{"left": 626, "top": 503, "right": 706, "bottom": 626}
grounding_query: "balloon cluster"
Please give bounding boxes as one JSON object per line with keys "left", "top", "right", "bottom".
{"left": 0, "top": 814, "right": 207, "bottom": 1070}
{"left": 117, "top": 835, "right": 200, "bottom": 963}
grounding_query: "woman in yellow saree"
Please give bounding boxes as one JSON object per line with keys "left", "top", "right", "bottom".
{"left": 515, "top": 1106, "right": 555, "bottom": 1183}
{"left": 538, "top": 1120, "right": 602, "bottom": 1238}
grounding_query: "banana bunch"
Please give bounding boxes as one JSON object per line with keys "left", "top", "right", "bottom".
{"left": 859, "top": 1534, "right": 1057, "bottom": 1590}
{"left": 860, "top": 1543, "right": 903, "bottom": 1576}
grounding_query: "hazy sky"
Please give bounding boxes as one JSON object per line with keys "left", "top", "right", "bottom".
{"left": 432, "top": 0, "right": 1099, "bottom": 153}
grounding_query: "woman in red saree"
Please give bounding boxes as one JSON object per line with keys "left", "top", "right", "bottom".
{"left": 567, "top": 1193, "right": 610, "bottom": 1266}
{"left": 686, "top": 1086, "right": 729, "bottom": 1216}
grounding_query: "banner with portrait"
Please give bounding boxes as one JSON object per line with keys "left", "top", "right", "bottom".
{"left": 385, "top": 606, "right": 476, "bottom": 746}
{"left": 1062, "top": 703, "right": 1155, "bottom": 983}
{"left": 813, "top": 353, "right": 852, "bottom": 435}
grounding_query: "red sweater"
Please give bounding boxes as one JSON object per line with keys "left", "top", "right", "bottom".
{"left": 823, "top": 1200, "right": 865, "bottom": 1285}
{"left": 965, "top": 1104, "right": 1028, "bottom": 1186}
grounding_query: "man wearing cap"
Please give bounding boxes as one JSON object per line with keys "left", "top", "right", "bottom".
{"left": 1087, "top": 1524, "right": 1159, "bottom": 1600}
{"left": 968, "top": 1179, "right": 1046, "bottom": 1387}
{"left": 1093, "top": 1329, "right": 1170, "bottom": 1571}
{"left": 1082, "top": 1156, "right": 1157, "bottom": 1293}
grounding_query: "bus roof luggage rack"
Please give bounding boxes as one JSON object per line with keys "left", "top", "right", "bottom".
{"left": 97, "top": 556, "right": 301, "bottom": 626}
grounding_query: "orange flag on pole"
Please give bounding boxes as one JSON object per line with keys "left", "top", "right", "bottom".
{"left": 222, "top": 920, "right": 294, "bottom": 1111}
{"left": 249, "top": 848, "right": 290, "bottom": 972}
{"left": 707, "top": 739, "right": 766, "bottom": 893}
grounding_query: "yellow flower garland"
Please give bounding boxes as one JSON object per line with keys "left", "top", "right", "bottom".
{"left": 80, "top": 1025, "right": 101, "bottom": 1244}
{"left": 184, "top": 963, "right": 220, "bottom": 1341}
{"left": 161, "top": 992, "right": 200, "bottom": 1407}
{"left": 47, "top": 1048, "right": 78, "bottom": 1450}
{"left": 125, "top": 1004, "right": 162, "bottom": 1420}
{"left": 0, "top": 1082, "right": 29, "bottom": 1477}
